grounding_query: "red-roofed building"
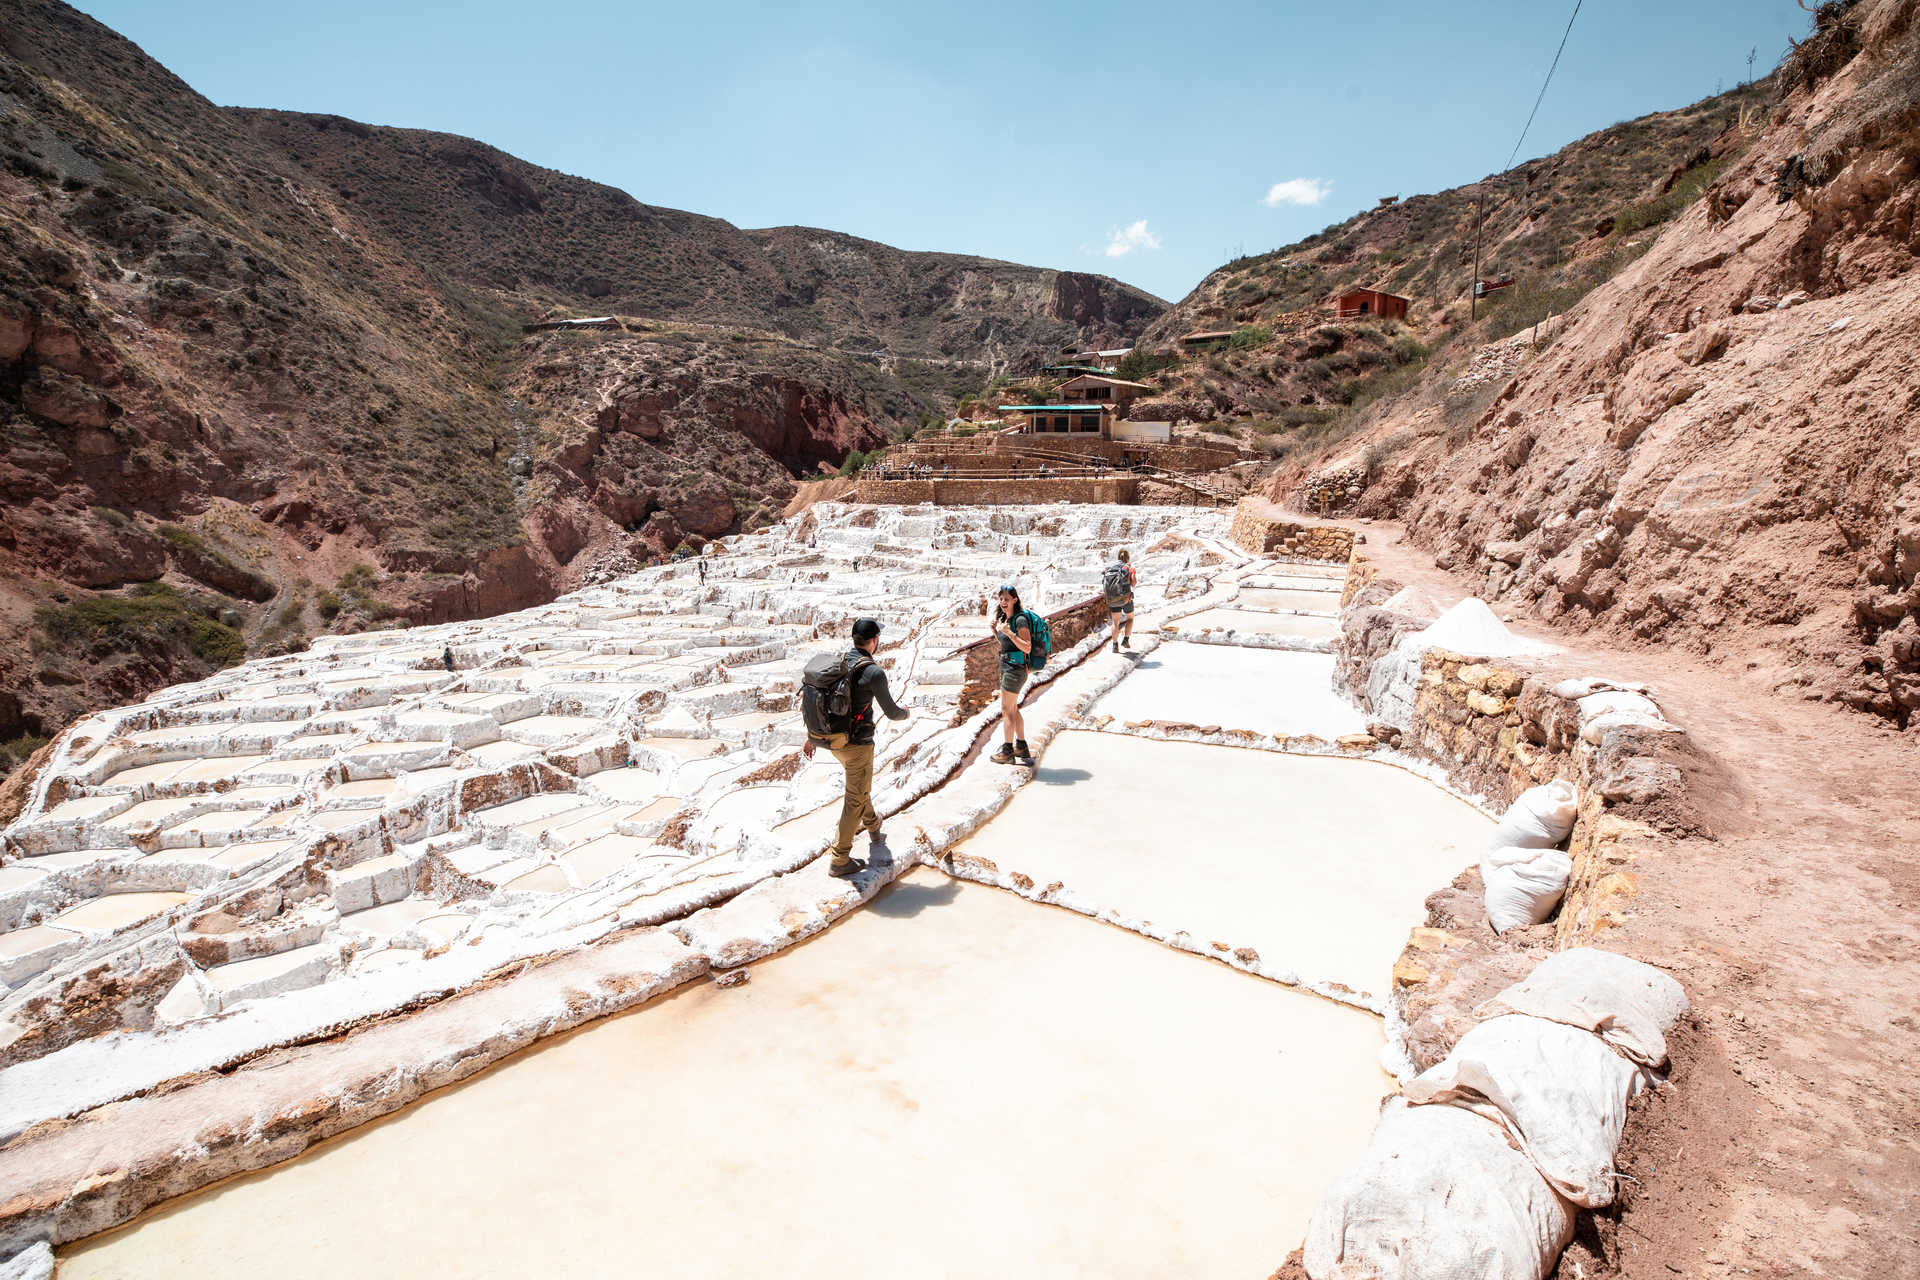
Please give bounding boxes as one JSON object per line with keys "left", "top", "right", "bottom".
{"left": 1332, "top": 288, "right": 1410, "bottom": 321}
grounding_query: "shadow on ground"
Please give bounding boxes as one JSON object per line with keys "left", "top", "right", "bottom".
{"left": 867, "top": 878, "right": 962, "bottom": 918}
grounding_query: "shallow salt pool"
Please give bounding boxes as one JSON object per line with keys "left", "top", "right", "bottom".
{"left": 951, "top": 730, "right": 1491, "bottom": 998}
{"left": 60, "top": 870, "right": 1388, "bottom": 1280}
{"left": 1093, "top": 642, "right": 1367, "bottom": 738}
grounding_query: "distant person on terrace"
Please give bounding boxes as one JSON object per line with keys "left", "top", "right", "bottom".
{"left": 1103, "top": 549, "right": 1136, "bottom": 653}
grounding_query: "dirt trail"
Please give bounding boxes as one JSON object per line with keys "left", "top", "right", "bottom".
{"left": 1356, "top": 519, "right": 1920, "bottom": 1279}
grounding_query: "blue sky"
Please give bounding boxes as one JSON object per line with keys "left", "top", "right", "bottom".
{"left": 77, "top": 0, "right": 1812, "bottom": 301}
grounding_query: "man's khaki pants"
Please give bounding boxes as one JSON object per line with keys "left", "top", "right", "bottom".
{"left": 822, "top": 732, "right": 879, "bottom": 861}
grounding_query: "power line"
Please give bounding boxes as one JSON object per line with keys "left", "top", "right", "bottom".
{"left": 1476, "top": 0, "right": 1582, "bottom": 319}
{"left": 1505, "top": 0, "right": 1584, "bottom": 173}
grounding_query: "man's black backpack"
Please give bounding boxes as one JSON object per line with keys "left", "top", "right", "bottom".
{"left": 800, "top": 650, "right": 872, "bottom": 739}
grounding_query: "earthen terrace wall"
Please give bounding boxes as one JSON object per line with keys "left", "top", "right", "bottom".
{"left": 1333, "top": 553, "right": 1703, "bottom": 1068}
{"left": 898, "top": 435, "right": 1242, "bottom": 473}
{"left": 950, "top": 596, "right": 1111, "bottom": 719}
{"left": 856, "top": 477, "right": 1140, "bottom": 506}
{"left": 1228, "top": 497, "right": 1356, "bottom": 559}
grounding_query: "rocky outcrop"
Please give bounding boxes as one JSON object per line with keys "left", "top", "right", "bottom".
{"left": 1049, "top": 269, "right": 1164, "bottom": 336}
{"left": 1319, "top": 2, "right": 1920, "bottom": 729}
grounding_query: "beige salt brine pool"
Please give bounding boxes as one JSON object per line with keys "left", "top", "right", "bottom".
{"left": 61, "top": 870, "right": 1389, "bottom": 1280}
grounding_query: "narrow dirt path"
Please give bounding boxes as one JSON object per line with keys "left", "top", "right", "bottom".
{"left": 1354, "top": 519, "right": 1920, "bottom": 1280}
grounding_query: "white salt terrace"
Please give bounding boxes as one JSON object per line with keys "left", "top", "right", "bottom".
{"left": 62, "top": 872, "right": 1389, "bottom": 1280}
{"left": 0, "top": 504, "right": 1504, "bottom": 1272}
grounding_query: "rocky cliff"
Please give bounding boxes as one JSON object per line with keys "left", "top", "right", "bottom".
{"left": 1279, "top": 0, "right": 1920, "bottom": 727}
{"left": 0, "top": 0, "right": 1164, "bottom": 766}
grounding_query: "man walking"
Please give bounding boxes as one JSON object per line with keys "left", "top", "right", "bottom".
{"left": 801, "top": 618, "right": 909, "bottom": 878}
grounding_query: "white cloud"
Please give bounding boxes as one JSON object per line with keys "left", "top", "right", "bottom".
{"left": 1262, "top": 178, "right": 1332, "bottom": 208}
{"left": 1103, "top": 219, "right": 1161, "bottom": 257}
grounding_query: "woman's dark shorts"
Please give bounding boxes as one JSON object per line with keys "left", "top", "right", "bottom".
{"left": 999, "top": 664, "right": 1029, "bottom": 694}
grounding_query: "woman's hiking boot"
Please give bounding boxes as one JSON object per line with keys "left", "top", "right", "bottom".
{"left": 1014, "top": 740, "right": 1034, "bottom": 766}
{"left": 990, "top": 742, "right": 1016, "bottom": 764}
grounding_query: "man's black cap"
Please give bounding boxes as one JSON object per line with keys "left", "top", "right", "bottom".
{"left": 851, "top": 617, "right": 882, "bottom": 640}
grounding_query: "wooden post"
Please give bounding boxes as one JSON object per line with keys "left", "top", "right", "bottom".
{"left": 1470, "top": 192, "right": 1485, "bottom": 321}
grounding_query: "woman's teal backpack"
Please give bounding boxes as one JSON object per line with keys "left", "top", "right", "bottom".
{"left": 1017, "top": 609, "right": 1052, "bottom": 670}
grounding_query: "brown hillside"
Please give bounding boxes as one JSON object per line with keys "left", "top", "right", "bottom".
{"left": 1273, "top": 0, "right": 1920, "bottom": 728}
{"left": 0, "top": 0, "right": 1163, "bottom": 767}
{"left": 1144, "top": 80, "right": 1772, "bottom": 345}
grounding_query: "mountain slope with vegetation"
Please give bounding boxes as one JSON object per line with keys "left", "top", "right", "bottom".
{"left": 1145, "top": 79, "right": 1771, "bottom": 348}
{"left": 1029, "top": 76, "right": 1777, "bottom": 464}
{"left": 1255, "top": 0, "right": 1920, "bottom": 727}
{"left": 0, "top": 0, "right": 1163, "bottom": 765}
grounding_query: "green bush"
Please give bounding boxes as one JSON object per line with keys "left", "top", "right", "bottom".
{"left": 1390, "top": 335, "right": 1429, "bottom": 365}
{"left": 1115, "top": 348, "right": 1178, "bottom": 381}
{"left": 1229, "top": 325, "right": 1273, "bottom": 350}
{"left": 34, "top": 583, "right": 245, "bottom": 669}
{"left": 1611, "top": 153, "right": 1735, "bottom": 238}
{"left": 0, "top": 733, "right": 51, "bottom": 771}
{"left": 159, "top": 523, "right": 208, "bottom": 554}
{"left": 185, "top": 614, "right": 246, "bottom": 664}
{"left": 316, "top": 590, "right": 343, "bottom": 620}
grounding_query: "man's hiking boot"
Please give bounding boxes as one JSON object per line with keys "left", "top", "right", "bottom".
{"left": 827, "top": 857, "right": 867, "bottom": 879}
{"left": 868, "top": 831, "right": 892, "bottom": 864}
{"left": 990, "top": 743, "right": 1016, "bottom": 764}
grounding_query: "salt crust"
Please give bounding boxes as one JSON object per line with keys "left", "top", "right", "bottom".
{"left": 0, "top": 506, "right": 1499, "bottom": 1255}
{"left": 1, "top": 506, "right": 1241, "bottom": 1139}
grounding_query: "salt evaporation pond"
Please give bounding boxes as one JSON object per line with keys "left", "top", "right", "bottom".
{"left": 951, "top": 730, "right": 1491, "bottom": 999}
{"left": 1093, "top": 642, "right": 1368, "bottom": 738}
{"left": 61, "top": 869, "right": 1388, "bottom": 1280}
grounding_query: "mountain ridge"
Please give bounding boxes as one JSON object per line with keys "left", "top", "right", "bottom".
{"left": 0, "top": 0, "right": 1162, "bottom": 762}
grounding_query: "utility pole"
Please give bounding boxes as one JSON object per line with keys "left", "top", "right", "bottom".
{"left": 1470, "top": 192, "right": 1486, "bottom": 321}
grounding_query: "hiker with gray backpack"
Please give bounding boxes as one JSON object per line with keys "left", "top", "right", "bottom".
{"left": 988, "top": 584, "right": 1050, "bottom": 767}
{"left": 1103, "top": 549, "right": 1137, "bottom": 653}
{"left": 800, "top": 618, "right": 909, "bottom": 878}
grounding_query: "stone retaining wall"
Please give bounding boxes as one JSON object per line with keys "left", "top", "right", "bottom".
{"left": 951, "top": 596, "right": 1110, "bottom": 719}
{"left": 897, "top": 436, "right": 1242, "bottom": 473}
{"left": 1333, "top": 557, "right": 1704, "bottom": 1069}
{"left": 1227, "top": 498, "right": 1356, "bottom": 559}
{"left": 855, "top": 477, "right": 1140, "bottom": 506}
{"left": 1305, "top": 545, "right": 1703, "bottom": 1280}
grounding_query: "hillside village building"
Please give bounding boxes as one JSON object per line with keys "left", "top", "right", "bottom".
{"left": 997, "top": 402, "right": 1112, "bottom": 436}
{"left": 1058, "top": 346, "right": 1132, "bottom": 369}
{"left": 1178, "top": 328, "right": 1234, "bottom": 349}
{"left": 1051, "top": 373, "right": 1152, "bottom": 415}
{"left": 1332, "top": 288, "right": 1411, "bottom": 320}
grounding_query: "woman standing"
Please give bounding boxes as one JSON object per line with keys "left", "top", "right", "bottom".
{"left": 989, "top": 584, "right": 1034, "bottom": 766}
